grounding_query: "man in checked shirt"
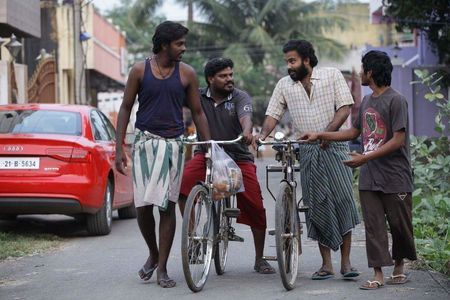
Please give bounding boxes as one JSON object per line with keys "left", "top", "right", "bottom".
{"left": 257, "top": 40, "right": 360, "bottom": 280}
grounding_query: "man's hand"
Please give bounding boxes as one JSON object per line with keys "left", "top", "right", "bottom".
{"left": 343, "top": 152, "right": 367, "bottom": 168}
{"left": 242, "top": 131, "right": 254, "bottom": 146}
{"left": 299, "top": 132, "right": 320, "bottom": 142}
{"left": 251, "top": 133, "right": 265, "bottom": 151}
{"left": 115, "top": 148, "right": 128, "bottom": 175}
{"left": 320, "top": 140, "right": 330, "bottom": 150}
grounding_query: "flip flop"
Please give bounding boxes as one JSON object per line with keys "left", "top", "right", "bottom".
{"left": 311, "top": 270, "right": 335, "bottom": 280}
{"left": 157, "top": 277, "right": 176, "bottom": 288}
{"left": 386, "top": 273, "right": 411, "bottom": 285}
{"left": 360, "top": 280, "right": 384, "bottom": 290}
{"left": 138, "top": 264, "right": 158, "bottom": 281}
{"left": 254, "top": 259, "right": 276, "bottom": 274}
{"left": 341, "top": 267, "right": 360, "bottom": 278}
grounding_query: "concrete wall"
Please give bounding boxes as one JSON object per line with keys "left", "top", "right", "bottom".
{"left": 0, "top": 0, "right": 41, "bottom": 38}
{"left": 85, "top": 5, "right": 126, "bottom": 84}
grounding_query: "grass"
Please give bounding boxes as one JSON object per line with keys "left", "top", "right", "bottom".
{"left": 0, "top": 231, "right": 64, "bottom": 260}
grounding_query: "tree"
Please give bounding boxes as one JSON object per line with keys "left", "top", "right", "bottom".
{"left": 385, "top": 0, "right": 450, "bottom": 66}
{"left": 106, "top": 0, "right": 163, "bottom": 60}
{"left": 182, "top": 0, "right": 348, "bottom": 66}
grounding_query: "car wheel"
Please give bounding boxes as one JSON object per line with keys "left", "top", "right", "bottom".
{"left": 118, "top": 202, "right": 137, "bottom": 219}
{"left": 87, "top": 180, "right": 113, "bottom": 235}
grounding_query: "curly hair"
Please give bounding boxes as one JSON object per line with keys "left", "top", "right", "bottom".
{"left": 282, "top": 40, "right": 318, "bottom": 67}
{"left": 362, "top": 50, "right": 393, "bottom": 87}
{"left": 152, "top": 21, "right": 189, "bottom": 54}
{"left": 204, "top": 57, "right": 234, "bottom": 86}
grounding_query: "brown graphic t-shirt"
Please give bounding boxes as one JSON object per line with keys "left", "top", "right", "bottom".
{"left": 353, "top": 87, "right": 413, "bottom": 193}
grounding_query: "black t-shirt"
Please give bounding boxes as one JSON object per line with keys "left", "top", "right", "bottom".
{"left": 196, "top": 88, "right": 254, "bottom": 162}
{"left": 353, "top": 87, "right": 413, "bottom": 193}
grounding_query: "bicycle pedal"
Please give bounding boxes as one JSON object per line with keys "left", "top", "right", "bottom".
{"left": 297, "top": 205, "right": 309, "bottom": 212}
{"left": 224, "top": 207, "right": 240, "bottom": 218}
{"left": 262, "top": 255, "right": 277, "bottom": 261}
{"left": 228, "top": 233, "right": 244, "bottom": 242}
{"left": 268, "top": 229, "right": 275, "bottom": 236}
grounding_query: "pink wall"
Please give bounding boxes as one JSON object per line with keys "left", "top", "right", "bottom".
{"left": 92, "top": 11, "right": 126, "bottom": 83}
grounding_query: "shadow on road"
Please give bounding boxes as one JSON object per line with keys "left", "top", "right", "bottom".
{"left": 0, "top": 214, "right": 126, "bottom": 238}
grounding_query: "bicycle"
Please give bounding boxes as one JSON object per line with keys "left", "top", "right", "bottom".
{"left": 181, "top": 135, "right": 243, "bottom": 292}
{"left": 258, "top": 132, "right": 308, "bottom": 291}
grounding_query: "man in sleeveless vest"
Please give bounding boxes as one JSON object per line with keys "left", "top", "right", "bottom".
{"left": 115, "top": 21, "right": 211, "bottom": 288}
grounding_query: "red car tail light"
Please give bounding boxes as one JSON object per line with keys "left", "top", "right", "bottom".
{"left": 46, "top": 148, "right": 72, "bottom": 161}
{"left": 71, "top": 148, "right": 90, "bottom": 163}
{"left": 45, "top": 148, "right": 90, "bottom": 162}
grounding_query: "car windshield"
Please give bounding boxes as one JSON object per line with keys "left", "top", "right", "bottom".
{"left": 0, "top": 110, "right": 82, "bottom": 135}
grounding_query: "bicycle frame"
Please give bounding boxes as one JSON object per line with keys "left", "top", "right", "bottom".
{"left": 183, "top": 135, "right": 244, "bottom": 198}
{"left": 259, "top": 138, "right": 303, "bottom": 203}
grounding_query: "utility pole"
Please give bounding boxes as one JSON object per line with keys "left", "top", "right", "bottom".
{"left": 187, "top": 0, "right": 193, "bottom": 26}
{"left": 73, "top": 0, "right": 86, "bottom": 105}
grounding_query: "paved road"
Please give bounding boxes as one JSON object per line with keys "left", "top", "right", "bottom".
{"left": 0, "top": 157, "right": 449, "bottom": 300}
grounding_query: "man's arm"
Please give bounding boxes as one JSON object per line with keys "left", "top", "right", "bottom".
{"left": 319, "top": 104, "right": 352, "bottom": 149}
{"left": 259, "top": 116, "right": 279, "bottom": 140}
{"left": 115, "top": 63, "right": 142, "bottom": 174}
{"left": 300, "top": 127, "right": 360, "bottom": 143}
{"left": 239, "top": 115, "right": 253, "bottom": 145}
{"left": 343, "top": 131, "right": 406, "bottom": 168}
{"left": 184, "top": 67, "right": 211, "bottom": 141}
{"left": 324, "top": 105, "right": 351, "bottom": 132}
{"left": 259, "top": 80, "right": 285, "bottom": 140}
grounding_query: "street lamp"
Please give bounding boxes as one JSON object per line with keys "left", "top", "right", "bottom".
{"left": 4, "top": 34, "right": 22, "bottom": 61}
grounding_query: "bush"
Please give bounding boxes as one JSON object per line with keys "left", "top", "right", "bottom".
{"left": 410, "top": 70, "right": 450, "bottom": 275}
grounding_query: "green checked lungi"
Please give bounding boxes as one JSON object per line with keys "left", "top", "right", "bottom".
{"left": 299, "top": 141, "right": 360, "bottom": 251}
{"left": 132, "top": 129, "right": 184, "bottom": 211}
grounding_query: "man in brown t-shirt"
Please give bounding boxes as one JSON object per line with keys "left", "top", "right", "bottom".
{"left": 300, "top": 50, "right": 417, "bottom": 290}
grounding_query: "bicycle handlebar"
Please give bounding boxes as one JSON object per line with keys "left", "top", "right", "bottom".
{"left": 257, "top": 138, "right": 306, "bottom": 146}
{"left": 183, "top": 135, "right": 243, "bottom": 145}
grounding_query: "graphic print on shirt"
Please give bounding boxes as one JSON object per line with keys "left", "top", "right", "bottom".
{"left": 224, "top": 102, "right": 236, "bottom": 116}
{"left": 362, "top": 107, "right": 386, "bottom": 154}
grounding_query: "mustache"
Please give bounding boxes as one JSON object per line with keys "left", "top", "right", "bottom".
{"left": 225, "top": 81, "right": 234, "bottom": 85}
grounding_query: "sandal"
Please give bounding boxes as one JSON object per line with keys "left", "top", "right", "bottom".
{"left": 341, "top": 267, "right": 360, "bottom": 278}
{"left": 386, "top": 273, "right": 411, "bottom": 285}
{"left": 254, "top": 259, "right": 276, "bottom": 274}
{"left": 360, "top": 280, "right": 384, "bottom": 290}
{"left": 138, "top": 264, "right": 158, "bottom": 281}
{"left": 311, "top": 269, "right": 334, "bottom": 280}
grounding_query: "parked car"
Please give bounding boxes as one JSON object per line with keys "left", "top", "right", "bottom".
{"left": 0, "top": 104, "right": 135, "bottom": 235}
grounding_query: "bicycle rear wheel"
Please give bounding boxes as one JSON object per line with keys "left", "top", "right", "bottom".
{"left": 214, "top": 197, "right": 231, "bottom": 275}
{"left": 275, "top": 181, "right": 299, "bottom": 291}
{"left": 181, "top": 185, "right": 214, "bottom": 292}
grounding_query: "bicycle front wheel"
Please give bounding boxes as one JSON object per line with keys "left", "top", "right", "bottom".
{"left": 275, "top": 181, "right": 299, "bottom": 291}
{"left": 181, "top": 185, "right": 214, "bottom": 292}
{"left": 214, "top": 197, "right": 231, "bottom": 275}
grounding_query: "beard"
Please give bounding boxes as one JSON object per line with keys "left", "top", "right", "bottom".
{"left": 216, "top": 81, "right": 234, "bottom": 95}
{"left": 169, "top": 50, "right": 184, "bottom": 62}
{"left": 288, "top": 63, "right": 309, "bottom": 82}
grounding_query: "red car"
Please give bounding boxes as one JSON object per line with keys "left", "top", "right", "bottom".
{"left": 0, "top": 104, "right": 135, "bottom": 235}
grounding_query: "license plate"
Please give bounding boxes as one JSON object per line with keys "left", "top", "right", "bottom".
{"left": 0, "top": 157, "right": 40, "bottom": 169}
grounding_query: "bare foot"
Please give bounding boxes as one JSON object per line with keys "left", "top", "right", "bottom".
{"left": 157, "top": 272, "right": 176, "bottom": 288}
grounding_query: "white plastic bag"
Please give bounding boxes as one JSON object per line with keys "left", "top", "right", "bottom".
{"left": 211, "top": 142, "right": 244, "bottom": 200}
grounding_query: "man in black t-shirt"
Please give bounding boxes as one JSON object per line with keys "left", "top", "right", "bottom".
{"left": 300, "top": 50, "right": 417, "bottom": 290}
{"left": 179, "top": 58, "right": 275, "bottom": 274}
